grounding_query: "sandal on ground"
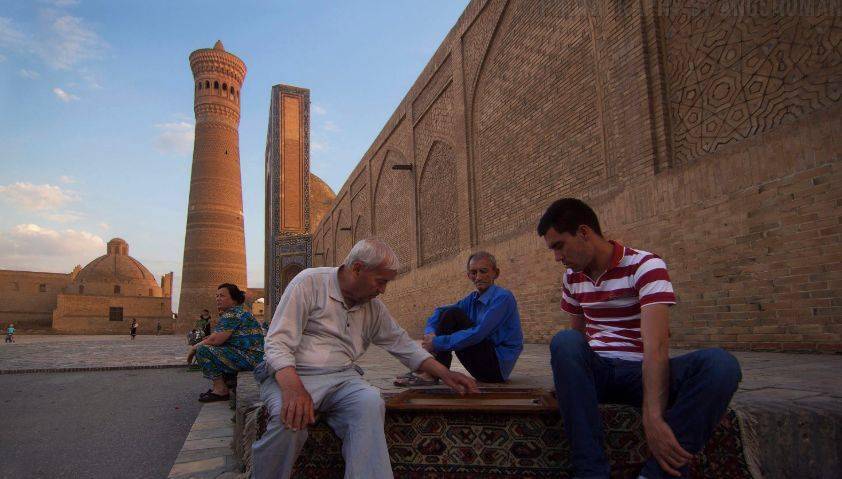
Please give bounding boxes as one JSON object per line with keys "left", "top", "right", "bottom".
{"left": 393, "top": 372, "right": 440, "bottom": 387}
{"left": 198, "top": 391, "right": 230, "bottom": 403}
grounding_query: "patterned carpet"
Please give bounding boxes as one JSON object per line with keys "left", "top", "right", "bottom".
{"left": 256, "top": 403, "right": 754, "bottom": 478}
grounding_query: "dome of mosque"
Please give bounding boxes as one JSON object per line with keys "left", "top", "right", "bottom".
{"left": 309, "top": 173, "right": 335, "bottom": 229}
{"left": 71, "top": 238, "right": 162, "bottom": 297}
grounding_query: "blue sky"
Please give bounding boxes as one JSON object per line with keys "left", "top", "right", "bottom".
{"left": 0, "top": 0, "right": 467, "bottom": 306}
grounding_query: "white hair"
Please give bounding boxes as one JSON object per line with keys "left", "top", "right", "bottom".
{"left": 343, "top": 238, "right": 400, "bottom": 271}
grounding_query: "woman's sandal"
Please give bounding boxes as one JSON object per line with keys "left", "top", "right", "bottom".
{"left": 393, "top": 372, "right": 440, "bottom": 387}
{"left": 198, "top": 390, "right": 230, "bottom": 403}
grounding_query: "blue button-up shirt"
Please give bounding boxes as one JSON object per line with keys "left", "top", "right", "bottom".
{"left": 426, "top": 284, "right": 523, "bottom": 380}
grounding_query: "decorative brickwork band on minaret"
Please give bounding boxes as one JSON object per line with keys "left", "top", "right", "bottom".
{"left": 177, "top": 40, "right": 247, "bottom": 332}
{"left": 265, "top": 85, "right": 312, "bottom": 322}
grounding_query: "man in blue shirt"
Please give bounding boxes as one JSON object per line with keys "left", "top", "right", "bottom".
{"left": 395, "top": 252, "right": 524, "bottom": 385}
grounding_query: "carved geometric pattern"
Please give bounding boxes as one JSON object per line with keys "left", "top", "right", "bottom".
{"left": 419, "top": 141, "right": 459, "bottom": 264}
{"left": 265, "top": 84, "right": 313, "bottom": 317}
{"left": 663, "top": 2, "right": 842, "bottom": 165}
{"left": 277, "top": 405, "right": 753, "bottom": 478}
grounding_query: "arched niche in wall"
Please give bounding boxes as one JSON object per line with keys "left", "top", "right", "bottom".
{"left": 281, "top": 264, "right": 304, "bottom": 292}
{"left": 471, "top": 0, "right": 601, "bottom": 242}
{"left": 418, "top": 140, "right": 458, "bottom": 263}
{"left": 373, "top": 149, "right": 413, "bottom": 271}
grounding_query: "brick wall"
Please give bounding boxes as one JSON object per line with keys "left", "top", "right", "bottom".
{"left": 52, "top": 294, "right": 174, "bottom": 334}
{"left": 0, "top": 270, "right": 71, "bottom": 330}
{"left": 310, "top": 0, "right": 842, "bottom": 352}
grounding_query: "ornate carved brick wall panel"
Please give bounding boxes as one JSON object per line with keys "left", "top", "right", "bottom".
{"left": 373, "top": 150, "right": 414, "bottom": 270}
{"left": 419, "top": 141, "right": 459, "bottom": 264}
{"left": 664, "top": 1, "right": 842, "bottom": 166}
{"left": 472, "top": 0, "right": 602, "bottom": 242}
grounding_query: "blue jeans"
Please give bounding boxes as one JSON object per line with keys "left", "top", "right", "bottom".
{"left": 550, "top": 330, "right": 741, "bottom": 479}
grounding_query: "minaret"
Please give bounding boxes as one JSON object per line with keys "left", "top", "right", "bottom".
{"left": 177, "top": 40, "right": 247, "bottom": 331}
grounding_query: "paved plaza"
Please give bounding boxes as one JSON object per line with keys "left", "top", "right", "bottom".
{"left": 3, "top": 335, "right": 841, "bottom": 409}
{"left": 3, "top": 335, "right": 841, "bottom": 478}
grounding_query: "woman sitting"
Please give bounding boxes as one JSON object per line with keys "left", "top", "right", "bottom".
{"left": 187, "top": 283, "right": 264, "bottom": 402}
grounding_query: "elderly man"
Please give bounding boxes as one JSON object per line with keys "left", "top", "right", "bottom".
{"left": 252, "top": 239, "right": 478, "bottom": 479}
{"left": 395, "top": 251, "right": 523, "bottom": 386}
{"left": 539, "top": 198, "right": 741, "bottom": 479}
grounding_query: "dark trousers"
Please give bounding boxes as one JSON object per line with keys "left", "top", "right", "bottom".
{"left": 550, "top": 330, "right": 741, "bottom": 479}
{"left": 433, "top": 307, "right": 504, "bottom": 383}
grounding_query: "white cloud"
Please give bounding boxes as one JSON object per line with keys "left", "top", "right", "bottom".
{"left": 312, "top": 140, "right": 328, "bottom": 152}
{"left": 98, "top": 222, "right": 109, "bottom": 230}
{"left": 59, "top": 175, "right": 75, "bottom": 184}
{"left": 313, "top": 104, "right": 327, "bottom": 115}
{"left": 0, "top": 17, "right": 26, "bottom": 49}
{"left": 40, "top": 0, "right": 80, "bottom": 6}
{"left": 19, "top": 68, "right": 40, "bottom": 79}
{"left": 154, "top": 121, "right": 194, "bottom": 157}
{"left": 0, "top": 182, "right": 79, "bottom": 211}
{"left": 53, "top": 86, "right": 79, "bottom": 102}
{"left": 0, "top": 13, "right": 107, "bottom": 72}
{"left": 0, "top": 224, "right": 104, "bottom": 272}
{"left": 43, "top": 211, "right": 84, "bottom": 223}
{"left": 38, "top": 13, "right": 107, "bottom": 70}
{"left": 323, "top": 120, "right": 340, "bottom": 132}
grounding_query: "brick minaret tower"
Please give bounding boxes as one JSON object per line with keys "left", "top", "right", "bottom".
{"left": 177, "top": 40, "right": 247, "bottom": 332}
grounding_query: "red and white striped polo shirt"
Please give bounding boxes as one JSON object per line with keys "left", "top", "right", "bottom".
{"left": 560, "top": 241, "right": 676, "bottom": 361}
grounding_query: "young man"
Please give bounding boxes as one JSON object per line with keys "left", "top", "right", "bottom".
{"left": 253, "top": 239, "right": 478, "bottom": 479}
{"left": 538, "top": 198, "right": 741, "bottom": 479}
{"left": 5, "top": 323, "right": 14, "bottom": 343}
{"left": 395, "top": 251, "right": 523, "bottom": 385}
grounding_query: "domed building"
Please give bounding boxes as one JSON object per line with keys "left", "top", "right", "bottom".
{"left": 51, "top": 238, "right": 175, "bottom": 334}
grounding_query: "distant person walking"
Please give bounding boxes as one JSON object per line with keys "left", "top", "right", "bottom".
{"left": 156, "top": 321, "right": 162, "bottom": 335}
{"left": 5, "top": 324, "right": 15, "bottom": 343}
{"left": 130, "top": 319, "right": 138, "bottom": 340}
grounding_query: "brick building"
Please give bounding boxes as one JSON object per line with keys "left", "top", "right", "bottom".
{"left": 0, "top": 238, "right": 175, "bottom": 334}
{"left": 310, "top": 0, "right": 842, "bottom": 352}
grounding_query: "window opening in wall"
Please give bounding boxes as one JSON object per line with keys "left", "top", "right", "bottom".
{"left": 39, "top": 283, "right": 46, "bottom": 293}
{"left": 223, "top": 83, "right": 227, "bottom": 91}
{"left": 205, "top": 80, "right": 210, "bottom": 89}
{"left": 114, "top": 285, "right": 121, "bottom": 294}
{"left": 11, "top": 282, "right": 19, "bottom": 291}
{"left": 109, "top": 307, "right": 123, "bottom": 321}
{"left": 214, "top": 81, "right": 219, "bottom": 89}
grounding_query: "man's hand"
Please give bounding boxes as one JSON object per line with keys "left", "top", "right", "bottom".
{"left": 440, "top": 371, "right": 480, "bottom": 395}
{"left": 275, "top": 368, "right": 315, "bottom": 431}
{"left": 421, "top": 333, "right": 436, "bottom": 352}
{"left": 643, "top": 415, "right": 692, "bottom": 476}
{"left": 186, "top": 346, "right": 196, "bottom": 365}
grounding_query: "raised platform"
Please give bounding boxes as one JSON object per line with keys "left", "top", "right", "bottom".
{"left": 231, "top": 345, "right": 841, "bottom": 479}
